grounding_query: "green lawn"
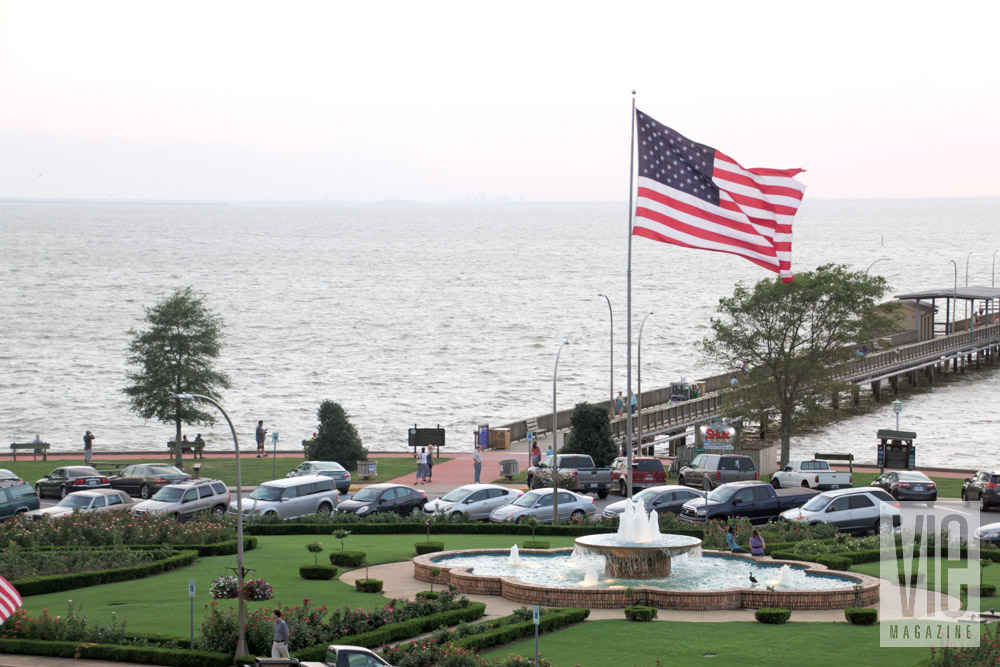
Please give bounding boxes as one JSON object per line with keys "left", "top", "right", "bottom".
{"left": 2, "top": 456, "right": 445, "bottom": 488}
{"left": 480, "top": 619, "right": 929, "bottom": 666}
{"left": 760, "top": 471, "right": 965, "bottom": 499}
{"left": 851, "top": 556, "right": 998, "bottom": 610}
{"left": 19, "top": 533, "right": 575, "bottom": 637}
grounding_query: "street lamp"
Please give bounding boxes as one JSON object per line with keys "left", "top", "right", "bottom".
{"left": 993, "top": 250, "right": 997, "bottom": 288}
{"left": 597, "top": 294, "right": 613, "bottom": 418}
{"left": 171, "top": 392, "right": 247, "bottom": 660}
{"left": 950, "top": 260, "right": 958, "bottom": 333}
{"left": 865, "top": 257, "right": 890, "bottom": 275}
{"left": 635, "top": 312, "right": 654, "bottom": 476}
{"left": 966, "top": 252, "right": 973, "bottom": 322}
{"left": 892, "top": 399, "right": 902, "bottom": 431}
{"left": 551, "top": 340, "right": 570, "bottom": 523}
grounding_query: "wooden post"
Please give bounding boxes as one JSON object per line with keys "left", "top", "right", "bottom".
{"left": 871, "top": 380, "right": 881, "bottom": 402}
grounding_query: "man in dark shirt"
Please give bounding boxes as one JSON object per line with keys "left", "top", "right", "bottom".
{"left": 272, "top": 608, "right": 289, "bottom": 658}
{"left": 256, "top": 421, "right": 267, "bottom": 458}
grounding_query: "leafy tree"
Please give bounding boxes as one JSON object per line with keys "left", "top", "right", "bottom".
{"left": 561, "top": 402, "right": 616, "bottom": 467}
{"left": 702, "top": 264, "right": 896, "bottom": 466}
{"left": 306, "top": 400, "right": 368, "bottom": 470}
{"left": 123, "top": 287, "right": 231, "bottom": 468}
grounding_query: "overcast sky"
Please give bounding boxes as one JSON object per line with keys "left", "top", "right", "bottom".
{"left": 2, "top": 0, "right": 997, "bottom": 202}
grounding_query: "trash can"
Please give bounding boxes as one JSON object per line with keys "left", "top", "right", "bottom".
{"left": 500, "top": 459, "right": 519, "bottom": 479}
{"left": 358, "top": 460, "right": 377, "bottom": 479}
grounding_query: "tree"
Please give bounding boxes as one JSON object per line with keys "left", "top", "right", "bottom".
{"left": 123, "top": 287, "right": 231, "bottom": 468}
{"left": 561, "top": 402, "right": 617, "bottom": 467}
{"left": 702, "top": 264, "right": 896, "bottom": 467}
{"left": 306, "top": 400, "right": 368, "bottom": 470}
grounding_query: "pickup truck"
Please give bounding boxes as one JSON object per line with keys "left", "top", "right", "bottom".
{"left": 679, "top": 480, "right": 819, "bottom": 524}
{"left": 526, "top": 454, "right": 612, "bottom": 499}
{"left": 770, "top": 460, "right": 852, "bottom": 490}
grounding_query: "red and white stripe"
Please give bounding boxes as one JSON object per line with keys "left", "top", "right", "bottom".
{"left": 634, "top": 150, "right": 806, "bottom": 283}
{"left": 0, "top": 575, "right": 21, "bottom": 623}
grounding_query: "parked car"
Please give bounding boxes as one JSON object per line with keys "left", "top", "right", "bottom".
{"left": 973, "top": 522, "right": 1000, "bottom": 547}
{"left": 108, "top": 464, "right": 191, "bottom": 499}
{"left": 0, "top": 479, "right": 40, "bottom": 520}
{"left": 870, "top": 470, "right": 937, "bottom": 502}
{"left": 0, "top": 469, "right": 19, "bottom": 480}
{"left": 230, "top": 475, "right": 340, "bottom": 519}
{"left": 132, "top": 478, "right": 231, "bottom": 520}
{"left": 678, "top": 454, "right": 758, "bottom": 491}
{"left": 489, "top": 488, "right": 595, "bottom": 524}
{"left": 770, "top": 460, "right": 852, "bottom": 490}
{"left": 336, "top": 483, "right": 427, "bottom": 517}
{"left": 25, "top": 488, "right": 135, "bottom": 521}
{"left": 267, "top": 644, "right": 392, "bottom": 667}
{"left": 602, "top": 485, "right": 704, "bottom": 519}
{"left": 962, "top": 470, "right": 1000, "bottom": 511}
{"left": 525, "top": 454, "right": 613, "bottom": 498}
{"left": 423, "top": 483, "right": 522, "bottom": 520}
{"left": 35, "top": 466, "right": 111, "bottom": 499}
{"left": 679, "top": 480, "right": 817, "bottom": 524}
{"left": 780, "top": 487, "right": 901, "bottom": 534}
{"left": 287, "top": 461, "right": 352, "bottom": 493}
{"left": 610, "top": 456, "right": 667, "bottom": 495}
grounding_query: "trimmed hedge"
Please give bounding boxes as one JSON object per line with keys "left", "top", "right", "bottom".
{"left": 415, "top": 541, "right": 444, "bottom": 555}
{"left": 0, "top": 638, "right": 230, "bottom": 666}
{"left": 624, "top": 605, "right": 658, "bottom": 622}
{"left": 452, "top": 608, "right": 590, "bottom": 652}
{"left": 898, "top": 573, "right": 924, "bottom": 586}
{"left": 292, "top": 602, "right": 487, "bottom": 661}
{"left": 329, "top": 550, "right": 367, "bottom": 567}
{"left": 28, "top": 537, "right": 256, "bottom": 558}
{"left": 522, "top": 540, "right": 550, "bottom": 549}
{"left": 844, "top": 607, "right": 878, "bottom": 625}
{"left": 299, "top": 564, "right": 337, "bottom": 580}
{"left": 961, "top": 584, "right": 997, "bottom": 598}
{"left": 755, "top": 608, "right": 791, "bottom": 624}
{"left": 247, "top": 522, "right": 703, "bottom": 540}
{"left": 416, "top": 591, "right": 440, "bottom": 600}
{"left": 355, "top": 578, "right": 383, "bottom": 593}
{"left": 14, "top": 550, "right": 199, "bottom": 597}
{"left": 814, "top": 555, "right": 852, "bottom": 571}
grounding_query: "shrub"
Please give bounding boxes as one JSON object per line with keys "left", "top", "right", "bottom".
{"left": 624, "top": 605, "right": 657, "bottom": 622}
{"left": 330, "top": 550, "right": 367, "bottom": 567}
{"left": 209, "top": 576, "right": 240, "bottom": 600}
{"left": 300, "top": 565, "right": 337, "bottom": 580}
{"left": 754, "top": 608, "right": 791, "bottom": 624}
{"left": 814, "top": 555, "right": 852, "bottom": 571}
{"left": 521, "top": 540, "right": 549, "bottom": 549}
{"left": 416, "top": 542, "right": 445, "bottom": 555}
{"left": 0, "top": 601, "right": 128, "bottom": 644}
{"left": 897, "top": 573, "right": 924, "bottom": 586}
{"left": 355, "top": 578, "right": 383, "bottom": 593}
{"left": 844, "top": 607, "right": 877, "bottom": 625}
{"left": 242, "top": 578, "right": 274, "bottom": 601}
{"left": 12, "top": 549, "right": 198, "bottom": 597}
{"left": 452, "top": 608, "right": 589, "bottom": 652}
{"left": 417, "top": 591, "right": 440, "bottom": 601}
{"left": 305, "top": 400, "right": 368, "bottom": 470}
{"left": 530, "top": 471, "right": 578, "bottom": 491}
{"left": 0, "top": 639, "right": 230, "bottom": 667}
{"left": 306, "top": 541, "right": 324, "bottom": 565}
{"left": 961, "top": 584, "right": 997, "bottom": 597}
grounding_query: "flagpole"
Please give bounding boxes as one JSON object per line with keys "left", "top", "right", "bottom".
{"left": 625, "top": 90, "right": 636, "bottom": 499}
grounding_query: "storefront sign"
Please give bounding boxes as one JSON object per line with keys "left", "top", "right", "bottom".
{"left": 700, "top": 424, "right": 735, "bottom": 450}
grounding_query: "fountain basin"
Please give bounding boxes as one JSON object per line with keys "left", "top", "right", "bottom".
{"left": 574, "top": 533, "right": 701, "bottom": 578}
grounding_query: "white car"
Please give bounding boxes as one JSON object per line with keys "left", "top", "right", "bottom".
{"left": 423, "top": 484, "right": 522, "bottom": 520}
{"left": 25, "top": 488, "right": 134, "bottom": 521}
{"left": 780, "top": 487, "right": 900, "bottom": 535}
{"left": 294, "top": 644, "right": 393, "bottom": 667}
{"left": 973, "top": 522, "right": 1000, "bottom": 547}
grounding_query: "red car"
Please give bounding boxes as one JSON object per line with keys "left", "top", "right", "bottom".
{"left": 610, "top": 456, "right": 666, "bottom": 496}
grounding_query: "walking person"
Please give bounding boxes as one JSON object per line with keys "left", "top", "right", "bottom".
{"left": 426, "top": 445, "right": 435, "bottom": 481}
{"left": 615, "top": 391, "right": 625, "bottom": 417}
{"left": 531, "top": 443, "right": 541, "bottom": 466}
{"left": 256, "top": 420, "right": 267, "bottom": 458}
{"left": 271, "top": 608, "right": 290, "bottom": 658}
{"left": 472, "top": 444, "right": 483, "bottom": 483}
{"left": 416, "top": 447, "right": 429, "bottom": 484}
{"left": 83, "top": 430, "right": 95, "bottom": 465}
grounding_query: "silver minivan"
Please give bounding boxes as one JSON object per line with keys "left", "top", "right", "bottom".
{"left": 230, "top": 474, "right": 339, "bottom": 519}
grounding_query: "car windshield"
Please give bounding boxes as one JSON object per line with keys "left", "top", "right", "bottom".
{"left": 801, "top": 495, "right": 833, "bottom": 511}
{"left": 634, "top": 488, "right": 662, "bottom": 502}
{"left": 513, "top": 492, "right": 542, "bottom": 508}
{"left": 706, "top": 486, "right": 738, "bottom": 502}
{"left": 352, "top": 488, "right": 382, "bottom": 502}
{"left": 250, "top": 486, "right": 282, "bottom": 501}
{"left": 897, "top": 472, "right": 930, "bottom": 481}
{"left": 148, "top": 466, "right": 183, "bottom": 476}
{"left": 151, "top": 487, "right": 184, "bottom": 502}
{"left": 57, "top": 495, "right": 91, "bottom": 509}
{"left": 440, "top": 488, "right": 472, "bottom": 502}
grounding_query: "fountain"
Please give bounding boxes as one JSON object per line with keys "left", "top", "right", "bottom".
{"left": 573, "top": 498, "right": 701, "bottom": 577}
{"left": 507, "top": 544, "right": 521, "bottom": 565}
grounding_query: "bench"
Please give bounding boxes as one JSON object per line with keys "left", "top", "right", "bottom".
{"left": 525, "top": 418, "right": 543, "bottom": 443}
{"left": 815, "top": 452, "right": 854, "bottom": 475}
{"left": 167, "top": 439, "right": 205, "bottom": 459}
{"left": 10, "top": 441, "right": 49, "bottom": 461}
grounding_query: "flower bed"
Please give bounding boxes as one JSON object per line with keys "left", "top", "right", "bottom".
{"left": 1, "top": 544, "right": 175, "bottom": 580}
{"left": 0, "top": 512, "right": 235, "bottom": 548}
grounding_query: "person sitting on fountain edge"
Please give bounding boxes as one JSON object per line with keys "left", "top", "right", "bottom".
{"left": 749, "top": 529, "right": 765, "bottom": 556}
{"left": 726, "top": 526, "right": 749, "bottom": 554}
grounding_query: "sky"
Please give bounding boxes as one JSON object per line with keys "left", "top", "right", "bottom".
{"left": 1, "top": 0, "right": 998, "bottom": 202}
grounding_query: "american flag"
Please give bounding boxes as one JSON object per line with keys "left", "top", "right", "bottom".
{"left": 633, "top": 110, "right": 806, "bottom": 282}
{"left": 0, "top": 575, "right": 21, "bottom": 624}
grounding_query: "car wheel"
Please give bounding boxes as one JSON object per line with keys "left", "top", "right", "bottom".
{"left": 619, "top": 480, "right": 627, "bottom": 496}
{"left": 451, "top": 511, "right": 465, "bottom": 520}
{"left": 962, "top": 491, "right": 969, "bottom": 508}
{"left": 60, "top": 485, "right": 68, "bottom": 499}
{"left": 677, "top": 476, "right": 686, "bottom": 487}
{"left": 801, "top": 481, "right": 810, "bottom": 488}
{"left": 981, "top": 497, "right": 989, "bottom": 512}
{"left": 317, "top": 503, "right": 332, "bottom": 516}
{"left": 526, "top": 475, "right": 533, "bottom": 489}
{"left": 515, "top": 515, "right": 526, "bottom": 524}
{"left": 140, "top": 484, "right": 150, "bottom": 500}
{"left": 213, "top": 505, "right": 227, "bottom": 517}
{"left": 771, "top": 478, "right": 781, "bottom": 489}
{"left": 571, "top": 509, "right": 586, "bottom": 520}
{"left": 891, "top": 490, "right": 899, "bottom": 501}
{"left": 875, "top": 517, "right": 892, "bottom": 535}
{"left": 598, "top": 490, "right": 608, "bottom": 500}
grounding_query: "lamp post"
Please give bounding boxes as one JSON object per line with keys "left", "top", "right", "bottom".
{"left": 950, "top": 260, "right": 958, "bottom": 333}
{"left": 635, "top": 312, "right": 654, "bottom": 474}
{"left": 966, "top": 252, "right": 973, "bottom": 322}
{"left": 993, "top": 250, "right": 997, "bottom": 288}
{"left": 892, "top": 399, "right": 902, "bottom": 431}
{"left": 597, "top": 294, "right": 613, "bottom": 418}
{"left": 171, "top": 392, "right": 247, "bottom": 660}
{"left": 865, "top": 257, "right": 890, "bottom": 275}
{"left": 551, "top": 340, "right": 569, "bottom": 523}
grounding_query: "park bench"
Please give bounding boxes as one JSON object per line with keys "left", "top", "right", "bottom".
{"left": 167, "top": 438, "right": 205, "bottom": 459}
{"left": 9, "top": 441, "right": 49, "bottom": 461}
{"left": 815, "top": 451, "right": 854, "bottom": 476}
